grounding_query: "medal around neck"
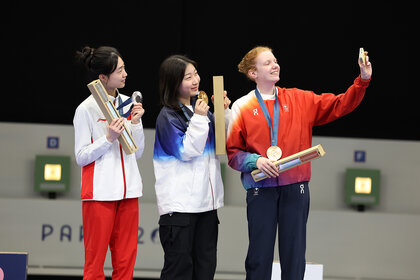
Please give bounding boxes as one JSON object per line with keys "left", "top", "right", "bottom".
{"left": 255, "top": 87, "right": 282, "bottom": 161}
{"left": 267, "top": 146, "right": 282, "bottom": 161}
{"left": 132, "top": 91, "right": 143, "bottom": 104}
{"left": 197, "top": 91, "right": 209, "bottom": 104}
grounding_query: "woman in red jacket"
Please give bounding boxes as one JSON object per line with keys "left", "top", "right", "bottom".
{"left": 226, "top": 46, "right": 372, "bottom": 280}
{"left": 74, "top": 46, "right": 145, "bottom": 280}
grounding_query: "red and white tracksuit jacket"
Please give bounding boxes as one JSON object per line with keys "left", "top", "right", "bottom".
{"left": 226, "top": 75, "right": 370, "bottom": 190}
{"left": 73, "top": 94, "right": 144, "bottom": 201}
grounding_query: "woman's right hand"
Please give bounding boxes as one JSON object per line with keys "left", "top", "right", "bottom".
{"left": 256, "top": 157, "right": 279, "bottom": 178}
{"left": 106, "top": 118, "right": 124, "bottom": 142}
{"left": 195, "top": 99, "right": 209, "bottom": 116}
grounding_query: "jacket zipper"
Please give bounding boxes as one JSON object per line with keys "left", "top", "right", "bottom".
{"left": 119, "top": 144, "right": 127, "bottom": 199}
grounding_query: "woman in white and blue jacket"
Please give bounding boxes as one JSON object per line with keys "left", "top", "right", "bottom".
{"left": 153, "top": 55, "right": 231, "bottom": 280}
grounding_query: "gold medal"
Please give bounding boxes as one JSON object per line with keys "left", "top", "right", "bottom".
{"left": 198, "top": 90, "right": 209, "bottom": 104}
{"left": 267, "top": 146, "right": 282, "bottom": 161}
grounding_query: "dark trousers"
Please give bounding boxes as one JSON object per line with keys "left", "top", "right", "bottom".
{"left": 158, "top": 210, "right": 219, "bottom": 280}
{"left": 245, "top": 182, "right": 310, "bottom": 280}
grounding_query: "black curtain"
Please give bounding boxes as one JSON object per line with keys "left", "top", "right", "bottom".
{"left": 1, "top": 1, "right": 417, "bottom": 140}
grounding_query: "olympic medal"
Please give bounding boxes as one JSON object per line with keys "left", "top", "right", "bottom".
{"left": 198, "top": 90, "right": 209, "bottom": 104}
{"left": 132, "top": 91, "right": 143, "bottom": 104}
{"left": 267, "top": 146, "right": 282, "bottom": 161}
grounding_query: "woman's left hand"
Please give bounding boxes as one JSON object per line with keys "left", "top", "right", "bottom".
{"left": 131, "top": 103, "right": 145, "bottom": 124}
{"left": 223, "top": 91, "right": 231, "bottom": 109}
{"left": 359, "top": 50, "right": 372, "bottom": 80}
{"left": 211, "top": 90, "right": 231, "bottom": 109}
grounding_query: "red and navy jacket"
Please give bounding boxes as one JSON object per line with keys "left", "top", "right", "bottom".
{"left": 226, "top": 75, "right": 370, "bottom": 190}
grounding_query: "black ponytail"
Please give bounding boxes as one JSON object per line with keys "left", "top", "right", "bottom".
{"left": 75, "top": 46, "right": 122, "bottom": 81}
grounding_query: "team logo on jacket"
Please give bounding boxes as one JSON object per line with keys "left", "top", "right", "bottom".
{"left": 253, "top": 108, "right": 259, "bottom": 116}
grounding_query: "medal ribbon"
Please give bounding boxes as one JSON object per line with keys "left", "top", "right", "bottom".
{"left": 254, "top": 87, "right": 279, "bottom": 147}
{"left": 116, "top": 95, "right": 133, "bottom": 118}
{"left": 178, "top": 94, "right": 200, "bottom": 122}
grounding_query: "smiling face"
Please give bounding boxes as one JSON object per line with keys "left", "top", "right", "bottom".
{"left": 249, "top": 50, "right": 280, "bottom": 86}
{"left": 178, "top": 63, "right": 200, "bottom": 101}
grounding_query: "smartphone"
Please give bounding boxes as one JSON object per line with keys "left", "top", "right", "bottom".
{"left": 359, "top": 48, "right": 366, "bottom": 65}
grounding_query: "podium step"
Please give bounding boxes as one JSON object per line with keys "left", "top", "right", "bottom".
{"left": 272, "top": 262, "right": 323, "bottom": 280}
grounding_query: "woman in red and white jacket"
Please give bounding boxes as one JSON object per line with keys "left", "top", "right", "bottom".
{"left": 74, "top": 46, "right": 145, "bottom": 280}
{"left": 227, "top": 46, "right": 372, "bottom": 280}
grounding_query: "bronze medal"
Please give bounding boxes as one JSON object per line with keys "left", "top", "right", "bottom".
{"left": 267, "top": 146, "right": 282, "bottom": 161}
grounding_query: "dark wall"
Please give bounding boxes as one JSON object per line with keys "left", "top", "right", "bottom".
{"left": 2, "top": 1, "right": 416, "bottom": 140}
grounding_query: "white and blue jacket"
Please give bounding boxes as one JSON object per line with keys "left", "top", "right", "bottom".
{"left": 153, "top": 105, "right": 231, "bottom": 216}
